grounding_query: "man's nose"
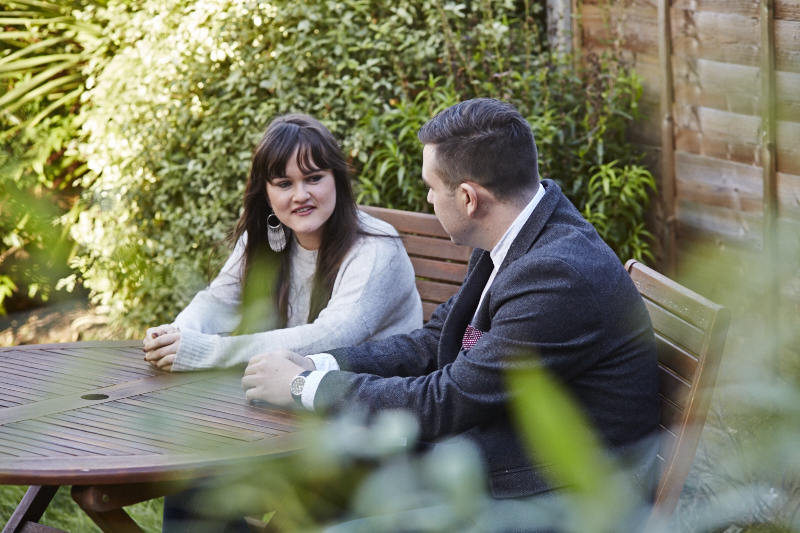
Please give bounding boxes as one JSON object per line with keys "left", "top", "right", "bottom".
{"left": 427, "top": 189, "right": 434, "bottom": 204}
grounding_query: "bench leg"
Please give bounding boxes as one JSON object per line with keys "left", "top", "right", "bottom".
{"left": 2, "top": 485, "right": 63, "bottom": 533}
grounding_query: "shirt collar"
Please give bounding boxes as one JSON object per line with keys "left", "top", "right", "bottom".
{"left": 489, "top": 183, "right": 546, "bottom": 268}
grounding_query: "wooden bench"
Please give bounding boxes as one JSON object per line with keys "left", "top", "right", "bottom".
{"left": 359, "top": 205, "right": 471, "bottom": 322}
{"left": 360, "top": 206, "right": 731, "bottom": 530}
{"left": 625, "top": 259, "right": 730, "bottom": 532}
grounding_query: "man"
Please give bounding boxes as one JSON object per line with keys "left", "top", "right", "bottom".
{"left": 243, "top": 98, "right": 660, "bottom": 517}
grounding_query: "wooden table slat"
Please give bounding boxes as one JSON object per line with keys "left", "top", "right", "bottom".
{"left": 0, "top": 374, "right": 79, "bottom": 397}
{"left": 16, "top": 419, "right": 171, "bottom": 456}
{"left": 54, "top": 408, "right": 244, "bottom": 447}
{"left": 156, "top": 386, "right": 298, "bottom": 426}
{"left": 3, "top": 349, "right": 155, "bottom": 383}
{"left": 0, "top": 429, "right": 70, "bottom": 457}
{"left": 0, "top": 425, "right": 110, "bottom": 456}
{"left": 136, "top": 392, "right": 296, "bottom": 433}
{"left": 38, "top": 349, "right": 159, "bottom": 377}
{"left": 91, "top": 403, "right": 262, "bottom": 442}
{"left": 39, "top": 414, "right": 207, "bottom": 453}
{"left": 43, "top": 348, "right": 156, "bottom": 374}
{"left": 0, "top": 369, "right": 239, "bottom": 426}
{"left": 0, "top": 399, "right": 22, "bottom": 408}
{"left": 0, "top": 431, "right": 303, "bottom": 485}
{"left": 0, "top": 385, "right": 51, "bottom": 402}
{"left": 0, "top": 435, "right": 63, "bottom": 457}
{"left": 116, "top": 397, "right": 286, "bottom": 436}
{"left": 0, "top": 360, "right": 117, "bottom": 389}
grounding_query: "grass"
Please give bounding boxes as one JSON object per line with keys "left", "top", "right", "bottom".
{"left": 0, "top": 485, "right": 163, "bottom": 531}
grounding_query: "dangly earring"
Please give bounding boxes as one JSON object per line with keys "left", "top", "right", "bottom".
{"left": 267, "top": 213, "right": 286, "bottom": 252}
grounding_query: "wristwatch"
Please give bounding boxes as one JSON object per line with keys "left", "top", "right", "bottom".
{"left": 290, "top": 371, "right": 312, "bottom": 407}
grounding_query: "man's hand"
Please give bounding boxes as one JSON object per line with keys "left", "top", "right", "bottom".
{"left": 143, "top": 326, "right": 181, "bottom": 371}
{"left": 242, "top": 350, "right": 316, "bottom": 408}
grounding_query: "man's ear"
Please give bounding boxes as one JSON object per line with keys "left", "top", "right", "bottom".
{"left": 459, "top": 182, "right": 480, "bottom": 218}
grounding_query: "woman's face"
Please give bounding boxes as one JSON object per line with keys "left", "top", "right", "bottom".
{"left": 266, "top": 150, "right": 337, "bottom": 250}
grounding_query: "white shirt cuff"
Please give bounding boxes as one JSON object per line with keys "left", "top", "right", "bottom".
{"left": 300, "top": 370, "right": 329, "bottom": 411}
{"left": 307, "top": 353, "right": 340, "bottom": 372}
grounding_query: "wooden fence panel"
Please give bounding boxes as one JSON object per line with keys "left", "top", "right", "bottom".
{"left": 675, "top": 152, "right": 763, "bottom": 213}
{"left": 776, "top": 0, "right": 800, "bottom": 21}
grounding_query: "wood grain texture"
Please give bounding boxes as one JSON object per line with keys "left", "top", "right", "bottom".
{"left": 357, "top": 204, "right": 472, "bottom": 320}
{"left": 676, "top": 198, "right": 764, "bottom": 248}
{"left": 659, "top": 364, "right": 692, "bottom": 408}
{"left": 409, "top": 257, "right": 469, "bottom": 284}
{"left": 674, "top": 106, "right": 762, "bottom": 165}
{"left": 778, "top": 172, "right": 800, "bottom": 217}
{"left": 675, "top": 151, "right": 764, "bottom": 213}
{"left": 777, "top": 120, "right": 800, "bottom": 175}
{"left": 358, "top": 205, "right": 448, "bottom": 238}
{"left": 776, "top": 0, "right": 800, "bottom": 20}
{"left": 422, "top": 302, "right": 439, "bottom": 322}
{"left": 415, "top": 279, "right": 460, "bottom": 305}
{"left": 671, "top": 0, "right": 799, "bottom": 20}
{"left": 669, "top": 9, "right": 800, "bottom": 72}
{"left": 401, "top": 234, "right": 472, "bottom": 262}
{"left": 581, "top": 2, "right": 659, "bottom": 54}
{"left": 672, "top": 58, "right": 800, "bottom": 122}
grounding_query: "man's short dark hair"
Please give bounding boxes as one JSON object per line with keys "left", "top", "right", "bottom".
{"left": 417, "top": 98, "right": 539, "bottom": 199}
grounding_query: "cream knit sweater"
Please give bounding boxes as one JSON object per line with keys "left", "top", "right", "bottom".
{"left": 169, "top": 212, "right": 422, "bottom": 371}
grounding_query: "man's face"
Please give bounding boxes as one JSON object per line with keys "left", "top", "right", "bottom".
{"left": 422, "top": 144, "right": 469, "bottom": 245}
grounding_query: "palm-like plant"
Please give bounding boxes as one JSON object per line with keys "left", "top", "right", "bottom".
{"left": 0, "top": 0, "right": 107, "bottom": 314}
{"left": 0, "top": 0, "right": 104, "bottom": 140}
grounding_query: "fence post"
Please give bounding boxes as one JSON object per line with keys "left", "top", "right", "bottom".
{"left": 658, "top": 0, "right": 677, "bottom": 275}
{"left": 760, "top": 0, "right": 780, "bottom": 376}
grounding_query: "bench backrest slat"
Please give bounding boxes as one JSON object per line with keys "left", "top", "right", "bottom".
{"left": 360, "top": 205, "right": 470, "bottom": 321}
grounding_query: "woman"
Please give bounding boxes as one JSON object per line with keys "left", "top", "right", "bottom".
{"left": 143, "top": 114, "right": 422, "bottom": 371}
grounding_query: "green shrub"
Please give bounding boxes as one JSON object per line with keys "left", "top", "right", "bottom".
{"left": 73, "top": 0, "right": 654, "bottom": 330}
{"left": 357, "top": 57, "right": 656, "bottom": 263}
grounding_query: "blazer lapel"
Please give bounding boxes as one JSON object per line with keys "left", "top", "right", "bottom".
{"left": 438, "top": 250, "right": 494, "bottom": 367}
{"left": 472, "top": 179, "right": 562, "bottom": 331}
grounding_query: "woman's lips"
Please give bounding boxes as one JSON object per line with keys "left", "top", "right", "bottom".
{"left": 293, "top": 206, "right": 315, "bottom": 216}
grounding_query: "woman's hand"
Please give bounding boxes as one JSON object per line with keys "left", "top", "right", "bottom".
{"left": 143, "top": 325, "right": 181, "bottom": 371}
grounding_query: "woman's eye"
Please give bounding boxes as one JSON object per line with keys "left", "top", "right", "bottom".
{"left": 276, "top": 181, "right": 291, "bottom": 189}
{"left": 307, "top": 175, "right": 323, "bottom": 183}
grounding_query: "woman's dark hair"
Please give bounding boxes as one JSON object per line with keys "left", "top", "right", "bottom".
{"left": 230, "top": 114, "right": 361, "bottom": 326}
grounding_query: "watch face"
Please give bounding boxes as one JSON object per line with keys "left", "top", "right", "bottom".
{"left": 290, "top": 376, "right": 306, "bottom": 396}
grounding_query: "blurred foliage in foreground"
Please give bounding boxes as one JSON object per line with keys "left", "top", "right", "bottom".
{"left": 668, "top": 231, "right": 800, "bottom": 533}
{"left": 148, "top": 231, "right": 800, "bottom": 533}
{"left": 2, "top": 231, "right": 800, "bottom": 532}
{"left": 2, "top": 0, "right": 655, "bottom": 325}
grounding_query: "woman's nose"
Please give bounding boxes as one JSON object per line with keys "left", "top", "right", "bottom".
{"left": 293, "top": 183, "right": 310, "bottom": 201}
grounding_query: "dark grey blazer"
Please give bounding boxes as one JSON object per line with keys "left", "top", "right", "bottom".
{"left": 317, "top": 179, "right": 660, "bottom": 499}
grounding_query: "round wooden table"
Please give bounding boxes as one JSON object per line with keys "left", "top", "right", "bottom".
{"left": 0, "top": 340, "right": 304, "bottom": 533}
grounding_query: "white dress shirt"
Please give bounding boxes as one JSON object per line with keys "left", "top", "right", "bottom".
{"left": 299, "top": 183, "right": 547, "bottom": 411}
